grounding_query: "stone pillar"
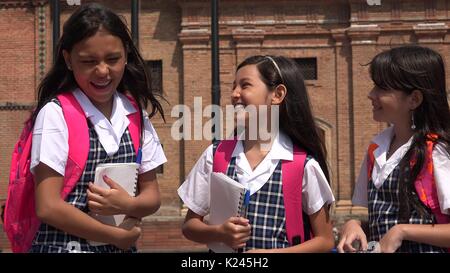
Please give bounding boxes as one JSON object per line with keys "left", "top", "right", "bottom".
{"left": 331, "top": 29, "right": 353, "bottom": 215}
{"left": 346, "top": 24, "right": 381, "bottom": 215}
{"left": 178, "top": 28, "right": 212, "bottom": 179}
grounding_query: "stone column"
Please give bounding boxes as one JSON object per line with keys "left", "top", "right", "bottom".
{"left": 331, "top": 29, "right": 353, "bottom": 215}
{"left": 346, "top": 24, "right": 381, "bottom": 215}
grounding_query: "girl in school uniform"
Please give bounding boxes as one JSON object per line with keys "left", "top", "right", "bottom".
{"left": 29, "top": 3, "right": 166, "bottom": 252}
{"left": 178, "top": 55, "right": 335, "bottom": 253}
{"left": 337, "top": 45, "right": 450, "bottom": 253}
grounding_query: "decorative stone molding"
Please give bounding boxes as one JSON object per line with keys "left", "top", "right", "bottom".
{"left": 0, "top": 0, "right": 46, "bottom": 9}
{"left": 331, "top": 29, "right": 348, "bottom": 47}
{"left": 346, "top": 24, "right": 380, "bottom": 45}
{"left": 37, "top": 4, "right": 46, "bottom": 80}
{"left": 231, "top": 28, "right": 265, "bottom": 48}
{"left": 0, "top": 102, "right": 35, "bottom": 111}
{"left": 413, "top": 23, "right": 448, "bottom": 43}
{"left": 274, "top": 8, "right": 286, "bottom": 29}
{"left": 178, "top": 28, "right": 210, "bottom": 48}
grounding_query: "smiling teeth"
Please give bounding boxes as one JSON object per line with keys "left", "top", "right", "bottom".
{"left": 93, "top": 81, "right": 110, "bottom": 87}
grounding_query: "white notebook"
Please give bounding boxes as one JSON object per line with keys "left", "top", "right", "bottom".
{"left": 88, "top": 162, "right": 139, "bottom": 245}
{"left": 207, "top": 172, "right": 247, "bottom": 253}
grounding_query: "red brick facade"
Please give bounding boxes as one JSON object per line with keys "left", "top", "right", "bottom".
{"left": 0, "top": 0, "right": 449, "bottom": 252}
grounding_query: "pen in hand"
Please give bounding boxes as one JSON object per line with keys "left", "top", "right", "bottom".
{"left": 240, "top": 190, "right": 250, "bottom": 219}
{"left": 136, "top": 147, "right": 142, "bottom": 164}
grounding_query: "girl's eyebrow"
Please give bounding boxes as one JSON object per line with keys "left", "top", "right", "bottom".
{"left": 239, "top": 77, "right": 252, "bottom": 83}
{"left": 77, "top": 52, "right": 123, "bottom": 58}
{"left": 106, "top": 52, "right": 123, "bottom": 57}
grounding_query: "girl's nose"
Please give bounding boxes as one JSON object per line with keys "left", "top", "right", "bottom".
{"left": 95, "top": 62, "right": 109, "bottom": 77}
{"left": 231, "top": 86, "right": 240, "bottom": 99}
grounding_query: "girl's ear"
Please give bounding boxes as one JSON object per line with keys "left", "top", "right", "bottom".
{"left": 271, "top": 84, "right": 287, "bottom": 105}
{"left": 62, "top": 50, "right": 72, "bottom": 70}
{"left": 409, "top": 90, "right": 423, "bottom": 110}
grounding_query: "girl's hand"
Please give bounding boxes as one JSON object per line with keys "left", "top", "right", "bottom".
{"left": 245, "top": 248, "right": 272, "bottom": 253}
{"left": 112, "top": 224, "right": 142, "bottom": 250}
{"left": 119, "top": 216, "right": 142, "bottom": 230}
{"left": 379, "top": 224, "right": 404, "bottom": 253}
{"left": 337, "top": 219, "right": 368, "bottom": 253}
{"left": 87, "top": 175, "right": 133, "bottom": 215}
{"left": 219, "top": 217, "right": 251, "bottom": 249}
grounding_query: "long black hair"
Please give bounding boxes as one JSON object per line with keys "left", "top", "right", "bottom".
{"left": 32, "top": 2, "right": 164, "bottom": 125}
{"left": 370, "top": 45, "right": 450, "bottom": 221}
{"left": 237, "top": 55, "right": 330, "bottom": 182}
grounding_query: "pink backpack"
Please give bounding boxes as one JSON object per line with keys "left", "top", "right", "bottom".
{"left": 213, "top": 139, "right": 311, "bottom": 245}
{"left": 3, "top": 92, "right": 141, "bottom": 253}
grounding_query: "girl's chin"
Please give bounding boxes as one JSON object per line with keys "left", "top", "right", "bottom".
{"left": 372, "top": 115, "right": 388, "bottom": 123}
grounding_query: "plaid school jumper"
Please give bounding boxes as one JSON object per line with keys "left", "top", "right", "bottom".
{"left": 213, "top": 143, "right": 312, "bottom": 251}
{"left": 368, "top": 164, "right": 446, "bottom": 253}
{"left": 29, "top": 117, "right": 138, "bottom": 253}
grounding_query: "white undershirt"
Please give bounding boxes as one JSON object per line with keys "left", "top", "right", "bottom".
{"left": 30, "top": 89, "right": 167, "bottom": 176}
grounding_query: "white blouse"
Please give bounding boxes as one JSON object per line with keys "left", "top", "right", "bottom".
{"left": 177, "top": 132, "right": 335, "bottom": 216}
{"left": 352, "top": 126, "right": 450, "bottom": 215}
{"left": 30, "top": 89, "right": 167, "bottom": 175}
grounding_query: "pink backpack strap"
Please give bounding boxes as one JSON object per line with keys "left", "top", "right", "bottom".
{"left": 281, "top": 145, "right": 307, "bottom": 245}
{"left": 213, "top": 139, "right": 238, "bottom": 173}
{"left": 57, "top": 93, "right": 90, "bottom": 199}
{"left": 414, "top": 137, "right": 450, "bottom": 225}
{"left": 124, "top": 94, "right": 142, "bottom": 154}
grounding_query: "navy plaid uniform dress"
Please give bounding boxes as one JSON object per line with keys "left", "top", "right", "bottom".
{"left": 213, "top": 142, "right": 312, "bottom": 252}
{"left": 30, "top": 106, "right": 138, "bottom": 253}
{"left": 368, "top": 163, "right": 446, "bottom": 253}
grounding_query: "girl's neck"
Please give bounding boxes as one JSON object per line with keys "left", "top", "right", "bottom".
{"left": 243, "top": 138, "right": 273, "bottom": 153}
{"left": 92, "top": 99, "right": 114, "bottom": 121}
{"left": 243, "top": 139, "right": 274, "bottom": 171}
{"left": 392, "top": 123, "right": 414, "bottom": 144}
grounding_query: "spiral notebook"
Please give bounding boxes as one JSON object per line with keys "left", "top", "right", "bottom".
{"left": 207, "top": 172, "right": 248, "bottom": 253}
{"left": 88, "top": 162, "right": 139, "bottom": 245}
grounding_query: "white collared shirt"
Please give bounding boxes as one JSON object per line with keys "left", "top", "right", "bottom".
{"left": 177, "top": 132, "right": 335, "bottom": 216}
{"left": 30, "top": 89, "right": 167, "bottom": 175}
{"left": 352, "top": 126, "right": 450, "bottom": 215}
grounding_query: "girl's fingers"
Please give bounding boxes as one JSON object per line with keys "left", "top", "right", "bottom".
{"left": 359, "top": 236, "right": 368, "bottom": 251}
{"left": 239, "top": 236, "right": 250, "bottom": 243}
{"left": 102, "top": 175, "right": 121, "bottom": 190}
{"left": 344, "top": 235, "right": 358, "bottom": 252}
{"left": 88, "top": 182, "right": 109, "bottom": 196}
{"left": 336, "top": 236, "right": 346, "bottom": 253}
{"left": 87, "top": 189, "right": 104, "bottom": 203}
{"left": 88, "top": 200, "right": 104, "bottom": 211}
{"left": 229, "top": 217, "right": 249, "bottom": 226}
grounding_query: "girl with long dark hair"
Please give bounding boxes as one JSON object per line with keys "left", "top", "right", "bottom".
{"left": 29, "top": 3, "right": 166, "bottom": 252}
{"left": 338, "top": 45, "right": 450, "bottom": 253}
{"left": 178, "top": 55, "right": 335, "bottom": 253}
